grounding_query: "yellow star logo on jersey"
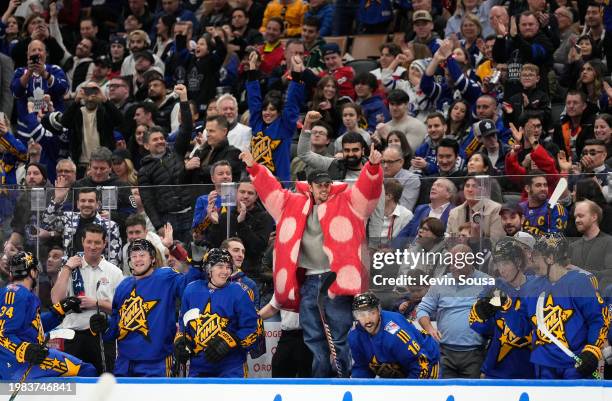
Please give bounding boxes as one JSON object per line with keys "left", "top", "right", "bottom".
{"left": 531, "top": 294, "right": 573, "bottom": 347}
{"left": 189, "top": 300, "right": 229, "bottom": 353}
{"left": 251, "top": 132, "right": 281, "bottom": 172}
{"left": 495, "top": 318, "right": 531, "bottom": 362}
{"left": 118, "top": 289, "right": 159, "bottom": 341}
{"left": 39, "top": 357, "right": 80, "bottom": 376}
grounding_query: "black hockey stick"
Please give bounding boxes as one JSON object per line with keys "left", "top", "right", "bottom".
{"left": 317, "top": 271, "right": 344, "bottom": 377}
{"left": 95, "top": 280, "right": 107, "bottom": 373}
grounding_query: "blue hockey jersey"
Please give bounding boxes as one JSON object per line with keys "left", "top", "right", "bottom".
{"left": 519, "top": 201, "right": 568, "bottom": 235}
{"left": 179, "top": 280, "right": 259, "bottom": 376}
{"left": 247, "top": 79, "right": 304, "bottom": 184}
{"left": 105, "top": 266, "right": 202, "bottom": 362}
{"left": 469, "top": 277, "right": 535, "bottom": 378}
{"left": 349, "top": 310, "right": 440, "bottom": 378}
{"left": 504, "top": 270, "right": 609, "bottom": 370}
{"left": 0, "top": 283, "right": 95, "bottom": 379}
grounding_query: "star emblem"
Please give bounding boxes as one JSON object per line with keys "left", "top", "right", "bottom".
{"left": 495, "top": 318, "right": 531, "bottom": 362}
{"left": 118, "top": 289, "right": 159, "bottom": 341}
{"left": 251, "top": 132, "right": 281, "bottom": 173}
{"left": 531, "top": 294, "right": 573, "bottom": 348}
{"left": 189, "top": 300, "right": 229, "bottom": 353}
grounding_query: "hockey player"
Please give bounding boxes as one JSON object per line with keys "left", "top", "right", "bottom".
{"left": 348, "top": 292, "right": 440, "bottom": 379}
{"left": 500, "top": 235, "right": 609, "bottom": 379}
{"left": 469, "top": 238, "right": 535, "bottom": 378}
{"left": 0, "top": 252, "right": 96, "bottom": 379}
{"left": 174, "top": 248, "right": 259, "bottom": 377}
{"left": 89, "top": 239, "right": 203, "bottom": 377}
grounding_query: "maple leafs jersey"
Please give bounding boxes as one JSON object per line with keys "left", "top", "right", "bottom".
{"left": 348, "top": 310, "right": 440, "bottom": 379}
{"left": 105, "top": 266, "right": 202, "bottom": 362}
{"left": 0, "top": 284, "right": 95, "bottom": 379}
{"left": 179, "top": 280, "right": 259, "bottom": 376}
{"left": 504, "top": 270, "right": 609, "bottom": 369}
{"left": 469, "top": 277, "right": 535, "bottom": 378}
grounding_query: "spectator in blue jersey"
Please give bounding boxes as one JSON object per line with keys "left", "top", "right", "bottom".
{"left": 410, "top": 10, "right": 442, "bottom": 55}
{"left": 469, "top": 237, "right": 535, "bottom": 378}
{"left": 353, "top": 72, "right": 390, "bottom": 133}
{"left": 520, "top": 173, "right": 568, "bottom": 235}
{"left": 349, "top": 292, "right": 440, "bottom": 378}
{"left": 413, "top": 112, "right": 448, "bottom": 176}
{"left": 304, "top": 0, "right": 334, "bottom": 37}
{"left": 417, "top": 243, "right": 493, "bottom": 378}
{"left": 89, "top": 238, "right": 202, "bottom": 377}
{"left": 11, "top": 39, "right": 68, "bottom": 126}
{"left": 245, "top": 50, "right": 305, "bottom": 183}
{"left": 0, "top": 114, "right": 27, "bottom": 239}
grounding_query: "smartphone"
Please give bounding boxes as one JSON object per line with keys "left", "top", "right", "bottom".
{"left": 83, "top": 87, "right": 98, "bottom": 96}
{"left": 29, "top": 54, "right": 40, "bottom": 64}
{"left": 0, "top": 111, "right": 5, "bottom": 123}
{"left": 574, "top": 44, "right": 581, "bottom": 52}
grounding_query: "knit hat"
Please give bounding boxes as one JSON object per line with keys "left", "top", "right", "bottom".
{"left": 409, "top": 59, "right": 428, "bottom": 75}
{"left": 26, "top": 162, "right": 48, "bottom": 182}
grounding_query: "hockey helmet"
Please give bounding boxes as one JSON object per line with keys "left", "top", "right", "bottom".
{"left": 492, "top": 237, "right": 527, "bottom": 270}
{"left": 203, "top": 248, "right": 233, "bottom": 272}
{"left": 128, "top": 239, "right": 156, "bottom": 258}
{"left": 352, "top": 292, "right": 380, "bottom": 312}
{"left": 9, "top": 251, "right": 38, "bottom": 280}
{"left": 533, "top": 233, "right": 569, "bottom": 263}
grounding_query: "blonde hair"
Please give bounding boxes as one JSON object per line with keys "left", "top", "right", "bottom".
{"left": 461, "top": 13, "right": 483, "bottom": 36}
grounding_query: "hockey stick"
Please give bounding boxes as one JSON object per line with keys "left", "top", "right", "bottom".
{"left": 9, "top": 329, "right": 76, "bottom": 401}
{"left": 536, "top": 291, "right": 601, "bottom": 379}
{"left": 317, "top": 271, "right": 344, "bottom": 377}
{"left": 95, "top": 280, "right": 107, "bottom": 373}
{"left": 176, "top": 308, "right": 200, "bottom": 377}
{"left": 546, "top": 177, "right": 568, "bottom": 232}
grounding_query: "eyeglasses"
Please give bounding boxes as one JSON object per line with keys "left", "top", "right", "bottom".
{"left": 381, "top": 159, "right": 402, "bottom": 165}
{"left": 582, "top": 149, "right": 604, "bottom": 156}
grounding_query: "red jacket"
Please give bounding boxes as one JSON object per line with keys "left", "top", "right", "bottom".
{"left": 257, "top": 42, "right": 285, "bottom": 76}
{"left": 320, "top": 66, "right": 356, "bottom": 100}
{"left": 247, "top": 161, "right": 383, "bottom": 311}
{"left": 504, "top": 144, "right": 562, "bottom": 199}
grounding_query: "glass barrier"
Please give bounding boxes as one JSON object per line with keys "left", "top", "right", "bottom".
{"left": 1, "top": 171, "right": 609, "bottom": 306}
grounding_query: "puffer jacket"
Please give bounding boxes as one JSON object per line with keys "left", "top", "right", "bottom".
{"left": 247, "top": 159, "right": 383, "bottom": 311}
{"left": 137, "top": 101, "right": 193, "bottom": 231}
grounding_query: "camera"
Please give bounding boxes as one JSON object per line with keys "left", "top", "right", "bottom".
{"left": 29, "top": 54, "right": 40, "bottom": 64}
{"left": 83, "top": 87, "right": 99, "bottom": 96}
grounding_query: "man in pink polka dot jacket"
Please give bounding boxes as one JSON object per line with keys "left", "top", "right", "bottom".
{"left": 239, "top": 145, "right": 383, "bottom": 377}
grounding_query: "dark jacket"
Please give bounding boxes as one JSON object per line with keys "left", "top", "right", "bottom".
{"left": 181, "top": 139, "right": 243, "bottom": 203}
{"left": 203, "top": 203, "right": 275, "bottom": 277}
{"left": 60, "top": 101, "right": 124, "bottom": 163}
{"left": 327, "top": 157, "right": 367, "bottom": 180}
{"left": 137, "top": 101, "right": 193, "bottom": 230}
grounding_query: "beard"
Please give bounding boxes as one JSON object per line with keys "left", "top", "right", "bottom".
{"left": 346, "top": 156, "right": 361, "bottom": 168}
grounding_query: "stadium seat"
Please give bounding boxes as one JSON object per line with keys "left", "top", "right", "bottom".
{"left": 323, "top": 36, "right": 349, "bottom": 55}
{"left": 345, "top": 59, "right": 379, "bottom": 76}
{"left": 349, "top": 34, "right": 388, "bottom": 59}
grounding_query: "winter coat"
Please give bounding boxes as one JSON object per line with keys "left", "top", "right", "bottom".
{"left": 247, "top": 160, "right": 383, "bottom": 311}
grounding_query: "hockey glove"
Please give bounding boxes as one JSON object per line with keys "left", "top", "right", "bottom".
{"left": 16, "top": 342, "right": 49, "bottom": 365}
{"left": 50, "top": 296, "right": 81, "bottom": 317}
{"left": 473, "top": 298, "right": 499, "bottom": 321}
{"left": 374, "top": 363, "right": 405, "bottom": 378}
{"left": 576, "top": 346, "right": 600, "bottom": 378}
{"left": 173, "top": 336, "right": 193, "bottom": 364}
{"left": 89, "top": 313, "right": 109, "bottom": 335}
{"left": 204, "top": 331, "right": 238, "bottom": 363}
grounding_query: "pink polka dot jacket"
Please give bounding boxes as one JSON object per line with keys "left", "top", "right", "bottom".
{"left": 247, "top": 161, "right": 383, "bottom": 312}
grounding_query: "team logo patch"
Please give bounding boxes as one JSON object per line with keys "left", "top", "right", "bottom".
{"left": 118, "top": 289, "right": 159, "bottom": 341}
{"left": 384, "top": 321, "right": 400, "bottom": 334}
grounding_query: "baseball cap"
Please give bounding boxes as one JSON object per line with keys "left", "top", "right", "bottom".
{"left": 413, "top": 10, "right": 433, "bottom": 23}
{"left": 134, "top": 50, "right": 155, "bottom": 64}
{"left": 109, "top": 34, "right": 126, "bottom": 47}
{"left": 322, "top": 43, "right": 341, "bottom": 57}
{"left": 93, "top": 55, "right": 111, "bottom": 68}
{"left": 307, "top": 170, "right": 333, "bottom": 184}
{"left": 142, "top": 67, "right": 165, "bottom": 85}
{"left": 474, "top": 119, "right": 498, "bottom": 138}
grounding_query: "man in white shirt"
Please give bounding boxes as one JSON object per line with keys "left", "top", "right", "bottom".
{"left": 51, "top": 224, "right": 124, "bottom": 374}
{"left": 215, "top": 94, "right": 252, "bottom": 152}
{"left": 382, "top": 178, "right": 414, "bottom": 241}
